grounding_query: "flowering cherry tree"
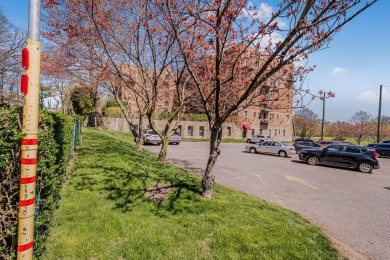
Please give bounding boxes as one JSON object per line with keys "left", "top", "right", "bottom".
{"left": 160, "top": 0, "right": 377, "bottom": 198}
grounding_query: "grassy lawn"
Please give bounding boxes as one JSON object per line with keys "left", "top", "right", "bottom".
{"left": 311, "top": 136, "right": 372, "bottom": 146}
{"left": 43, "top": 128, "right": 339, "bottom": 259}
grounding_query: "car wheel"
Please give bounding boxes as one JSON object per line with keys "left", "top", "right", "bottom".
{"left": 307, "top": 156, "right": 319, "bottom": 166}
{"left": 279, "top": 150, "right": 287, "bottom": 157}
{"left": 249, "top": 147, "right": 256, "bottom": 154}
{"left": 358, "top": 163, "right": 373, "bottom": 173}
{"left": 246, "top": 139, "right": 251, "bottom": 143}
{"left": 376, "top": 152, "right": 382, "bottom": 158}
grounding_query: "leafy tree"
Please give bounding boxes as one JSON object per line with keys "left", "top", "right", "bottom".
{"left": 43, "top": 0, "right": 377, "bottom": 198}
{"left": 162, "top": 0, "right": 376, "bottom": 198}
{"left": 333, "top": 121, "right": 352, "bottom": 141}
{"left": 69, "top": 86, "right": 95, "bottom": 116}
{"left": 349, "top": 111, "right": 374, "bottom": 144}
{"left": 0, "top": 10, "right": 25, "bottom": 104}
{"left": 293, "top": 108, "right": 319, "bottom": 138}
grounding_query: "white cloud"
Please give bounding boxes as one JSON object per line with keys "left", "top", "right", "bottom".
{"left": 259, "top": 31, "right": 284, "bottom": 46}
{"left": 356, "top": 88, "right": 390, "bottom": 103}
{"left": 331, "top": 67, "right": 347, "bottom": 74}
{"left": 243, "top": 2, "right": 287, "bottom": 29}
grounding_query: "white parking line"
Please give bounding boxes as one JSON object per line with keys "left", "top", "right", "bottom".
{"left": 248, "top": 171, "right": 285, "bottom": 207}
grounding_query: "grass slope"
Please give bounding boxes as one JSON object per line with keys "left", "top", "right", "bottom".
{"left": 43, "top": 128, "right": 339, "bottom": 259}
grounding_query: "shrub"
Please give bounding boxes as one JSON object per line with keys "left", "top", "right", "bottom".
{"left": 0, "top": 105, "right": 81, "bottom": 259}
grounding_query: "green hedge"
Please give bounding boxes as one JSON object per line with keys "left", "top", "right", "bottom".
{"left": 0, "top": 105, "right": 81, "bottom": 259}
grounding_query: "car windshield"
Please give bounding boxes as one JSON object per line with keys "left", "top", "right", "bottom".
{"left": 149, "top": 131, "right": 158, "bottom": 135}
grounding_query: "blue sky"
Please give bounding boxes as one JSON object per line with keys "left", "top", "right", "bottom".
{"left": 1, "top": 0, "right": 389, "bottom": 121}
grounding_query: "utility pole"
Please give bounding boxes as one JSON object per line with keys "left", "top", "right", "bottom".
{"left": 376, "top": 85, "right": 382, "bottom": 143}
{"left": 17, "top": 1, "right": 41, "bottom": 259}
{"left": 320, "top": 92, "right": 326, "bottom": 140}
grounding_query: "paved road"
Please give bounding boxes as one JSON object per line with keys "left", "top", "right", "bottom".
{"left": 145, "top": 142, "right": 390, "bottom": 260}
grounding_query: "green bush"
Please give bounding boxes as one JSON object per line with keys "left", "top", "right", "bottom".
{"left": 183, "top": 113, "right": 208, "bottom": 121}
{"left": 102, "top": 106, "right": 122, "bottom": 117}
{"left": 0, "top": 105, "right": 81, "bottom": 259}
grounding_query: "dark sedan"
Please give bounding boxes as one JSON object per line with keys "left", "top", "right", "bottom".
{"left": 298, "top": 144, "right": 380, "bottom": 173}
{"left": 293, "top": 141, "right": 321, "bottom": 153}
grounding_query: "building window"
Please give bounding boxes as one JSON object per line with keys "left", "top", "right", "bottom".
{"left": 164, "top": 101, "right": 169, "bottom": 107}
{"left": 244, "top": 111, "right": 248, "bottom": 118}
{"left": 199, "top": 126, "right": 204, "bottom": 137}
{"left": 276, "top": 114, "right": 279, "bottom": 119}
{"left": 286, "top": 115, "right": 290, "bottom": 124}
{"left": 278, "top": 129, "right": 281, "bottom": 135}
{"left": 269, "top": 114, "right": 274, "bottom": 121}
{"left": 283, "top": 130, "right": 286, "bottom": 136}
{"left": 227, "top": 127, "right": 232, "bottom": 137}
{"left": 254, "top": 112, "right": 256, "bottom": 118}
{"left": 274, "top": 129, "right": 277, "bottom": 136}
{"left": 269, "top": 129, "right": 272, "bottom": 136}
{"left": 188, "top": 126, "right": 193, "bottom": 136}
{"left": 286, "top": 105, "right": 290, "bottom": 112}
{"left": 252, "top": 129, "right": 255, "bottom": 136}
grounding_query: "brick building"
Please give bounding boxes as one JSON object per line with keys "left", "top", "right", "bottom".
{"left": 118, "top": 54, "right": 294, "bottom": 141}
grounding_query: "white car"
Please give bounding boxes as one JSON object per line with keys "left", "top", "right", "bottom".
{"left": 246, "top": 135, "right": 272, "bottom": 143}
{"left": 245, "top": 141, "right": 295, "bottom": 157}
{"left": 143, "top": 129, "right": 162, "bottom": 145}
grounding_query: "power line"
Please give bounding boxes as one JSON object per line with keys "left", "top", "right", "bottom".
{"left": 335, "top": 86, "right": 390, "bottom": 94}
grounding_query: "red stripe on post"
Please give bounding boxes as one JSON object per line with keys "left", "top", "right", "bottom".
{"left": 17, "top": 241, "right": 33, "bottom": 252}
{"left": 22, "top": 138, "right": 38, "bottom": 145}
{"left": 21, "top": 158, "right": 37, "bottom": 165}
{"left": 20, "top": 176, "right": 36, "bottom": 184}
{"left": 19, "top": 198, "right": 35, "bottom": 207}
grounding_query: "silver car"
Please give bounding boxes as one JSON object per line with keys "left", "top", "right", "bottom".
{"left": 169, "top": 132, "right": 181, "bottom": 145}
{"left": 143, "top": 129, "right": 162, "bottom": 145}
{"left": 245, "top": 141, "right": 295, "bottom": 157}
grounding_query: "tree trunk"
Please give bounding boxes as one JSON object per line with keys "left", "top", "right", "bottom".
{"left": 202, "top": 126, "right": 221, "bottom": 199}
{"left": 158, "top": 136, "right": 169, "bottom": 163}
{"left": 135, "top": 115, "right": 143, "bottom": 151}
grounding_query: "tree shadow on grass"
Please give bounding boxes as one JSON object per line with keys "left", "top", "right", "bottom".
{"left": 72, "top": 130, "right": 204, "bottom": 215}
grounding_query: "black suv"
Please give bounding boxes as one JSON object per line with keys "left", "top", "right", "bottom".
{"left": 298, "top": 144, "right": 380, "bottom": 173}
{"left": 367, "top": 143, "right": 390, "bottom": 157}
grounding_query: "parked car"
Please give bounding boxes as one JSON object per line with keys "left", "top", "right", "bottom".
{"left": 381, "top": 140, "right": 390, "bottom": 143}
{"left": 246, "top": 135, "right": 272, "bottom": 143}
{"left": 298, "top": 144, "right": 380, "bottom": 173}
{"left": 334, "top": 141, "right": 354, "bottom": 145}
{"left": 293, "top": 141, "right": 321, "bottom": 153}
{"left": 169, "top": 132, "right": 181, "bottom": 145}
{"left": 143, "top": 129, "right": 162, "bottom": 145}
{"left": 316, "top": 140, "right": 335, "bottom": 147}
{"left": 245, "top": 141, "right": 295, "bottom": 157}
{"left": 367, "top": 143, "right": 390, "bottom": 157}
{"left": 294, "top": 137, "right": 314, "bottom": 143}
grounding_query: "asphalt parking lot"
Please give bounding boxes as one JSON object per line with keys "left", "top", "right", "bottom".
{"left": 144, "top": 142, "right": 390, "bottom": 260}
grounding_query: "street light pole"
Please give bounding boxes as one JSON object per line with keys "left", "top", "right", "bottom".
{"left": 376, "top": 85, "right": 382, "bottom": 143}
{"left": 321, "top": 92, "right": 326, "bottom": 140}
{"left": 17, "top": 1, "right": 41, "bottom": 259}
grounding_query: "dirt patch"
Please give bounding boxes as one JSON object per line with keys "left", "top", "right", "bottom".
{"left": 145, "top": 182, "right": 173, "bottom": 202}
